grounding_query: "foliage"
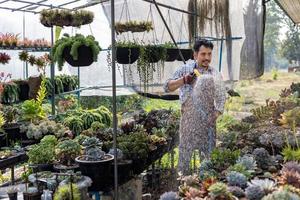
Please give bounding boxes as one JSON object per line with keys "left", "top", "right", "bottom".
{"left": 0, "top": 52, "right": 10, "bottom": 64}
{"left": 227, "top": 164, "right": 252, "bottom": 179}
{"left": 41, "top": 135, "right": 58, "bottom": 147}
{"left": 224, "top": 96, "right": 244, "bottom": 112}
{"left": 0, "top": 112, "right": 5, "bottom": 128}
{"left": 279, "top": 107, "right": 300, "bottom": 129}
{"left": 40, "top": 9, "right": 94, "bottom": 27}
{"left": 55, "top": 139, "right": 81, "bottom": 166}
{"left": 159, "top": 191, "right": 178, "bottom": 200}
{"left": 51, "top": 34, "right": 101, "bottom": 70}
{"left": 228, "top": 186, "right": 245, "bottom": 198}
{"left": 245, "top": 185, "right": 265, "bottom": 200}
{"left": 262, "top": 189, "right": 300, "bottom": 200}
{"left": 226, "top": 171, "right": 247, "bottom": 188}
{"left": 282, "top": 161, "right": 300, "bottom": 173}
{"left": 81, "top": 137, "right": 106, "bottom": 161}
{"left": 248, "top": 179, "right": 275, "bottom": 194}
{"left": 271, "top": 68, "right": 278, "bottom": 80}
{"left": 236, "top": 155, "right": 257, "bottom": 171}
{"left": 2, "top": 105, "right": 19, "bottom": 124}
{"left": 27, "top": 142, "right": 55, "bottom": 164}
{"left": 252, "top": 148, "right": 271, "bottom": 169}
{"left": 208, "top": 182, "right": 233, "bottom": 200}
{"left": 282, "top": 146, "right": 300, "bottom": 162}
{"left": 115, "top": 21, "right": 153, "bottom": 34}
{"left": 53, "top": 184, "right": 81, "bottom": 200}
{"left": 210, "top": 148, "right": 240, "bottom": 171}
{"left": 21, "top": 78, "right": 47, "bottom": 122}
{"left": 216, "top": 114, "right": 239, "bottom": 133}
{"left": 278, "top": 170, "right": 300, "bottom": 188}
{"left": 63, "top": 116, "right": 84, "bottom": 135}
{"left": 1, "top": 82, "right": 19, "bottom": 103}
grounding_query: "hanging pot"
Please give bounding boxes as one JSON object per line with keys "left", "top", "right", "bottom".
{"left": 63, "top": 45, "right": 94, "bottom": 67}
{"left": 176, "top": 49, "right": 193, "bottom": 61}
{"left": 15, "top": 80, "right": 29, "bottom": 101}
{"left": 165, "top": 48, "right": 179, "bottom": 62}
{"left": 116, "top": 47, "right": 140, "bottom": 64}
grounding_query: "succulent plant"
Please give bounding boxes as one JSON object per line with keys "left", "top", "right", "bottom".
{"left": 226, "top": 171, "right": 247, "bottom": 188}
{"left": 262, "top": 189, "right": 300, "bottom": 200}
{"left": 227, "top": 163, "right": 252, "bottom": 179}
{"left": 252, "top": 148, "right": 271, "bottom": 169}
{"left": 278, "top": 170, "right": 300, "bottom": 188}
{"left": 108, "top": 148, "right": 123, "bottom": 160}
{"left": 208, "top": 182, "right": 233, "bottom": 199}
{"left": 159, "top": 191, "right": 178, "bottom": 200}
{"left": 228, "top": 186, "right": 245, "bottom": 198}
{"left": 91, "top": 121, "right": 106, "bottom": 132}
{"left": 282, "top": 161, "right": 300, "bottom": 174}
{"left": 245, "top": 185, "right": 265, "bottom": 200}
{"left": 55, "top": 139, "right": 81, "bottom": 166}
{"left": 82, "top": 137, "right": 106, "bottom": 161}
{"left": 74, "top": 134, "right": 89, "bottom": 145}
{"left": 236, "top": 155, "right": 257, "bottom": 171}
{"left": 63, "top": 116, "right": 84, "bottom": 135}
{"left": 199, "top": 159, "right": 218, "bottom": 180}
{"left": 259, "top": 132, "right": 285, "bottom": 150}
{"left": 248, "top": 179, "right": 275, "bottom": 194}
{"left": 2, "top": 105, "right": 19, "bottom": 124}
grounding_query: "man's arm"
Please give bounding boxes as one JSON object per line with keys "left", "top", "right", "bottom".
{"left": 166, "top": 77, "right": 185, "bottom": 92}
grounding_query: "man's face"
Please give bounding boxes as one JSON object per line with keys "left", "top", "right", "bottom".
{"left": 193, "top": 46, "right": 213, "bottom": 68}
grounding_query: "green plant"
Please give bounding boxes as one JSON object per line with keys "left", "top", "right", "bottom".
{"left": 236, "top": 155, "right": 257, "bottom": 171}
{"left": 115, "top": 21, "right": 153, "bottom": 34}
{"left": 228, "top": 186, "right": 245, "bottom": 198}
{"left": 226, "top": 171, "right": 247, "bottom": 188}
{"left": 90, "top": 121, "right": 105, "bottom": 132}
{"left": 27, "top": 143, "right": 55, "bottom": 164}
{"left": 271, "top": 68, "right": 278, "bottom": 80}
{"left": 208, "top": 182, "right": 233, "bottom": 200}
{"left": 1, "top": 82, "right": 19, "bottom": 103}
{"left": 199, "top": 159, "right": 218, "bottom": 180}
{"left": 81, "top": 137, "right": 105, "bottom": 161}
{"left": 41, "top": 135, "right": 58, "bottom": 146}
{"left": 0, "top": 111, "right": 5, "bottom": 128}
{"left": 54, "top": 183, "right": 81, "bottom": 200}
{"left": 282, "top": 146, "right": 300, "bottom": 162}
{"left": 280, "top": 107, "right": 300, "bottom": 129}
{"left": 81, "top": 111, "right": 102, "bottom": 130}
{"left": 216, "top": 114, "right": 239, "bottom": 133}
{"left": 40, "top": 9, "right": 94, "bottom": 28}
{"left": 55, "top": 139, "right": 81, "bottom": 166}
{"left": 291, "top": 82, "right": 300, "bottom": 94}
{"left": 55, "top": 76, "right": 64, "bottom": 94}
{"left": 63, "top": 116, "right": 84, "bottom": 135}
{"left": 51, "top": 34, "right": 101, "bottom": 70}
{"left": 245, "top": 185, "right": 265, "bottom": 200}
{"left": 227, "top": 163, "right": 252, "bottom": 179}
{"left": 74, "top": 134, "right": 89, "bottom": 145}
{"left": 248, "top": 179, "right": 275, "bottom": 194}
{"left": 2, "top": 106, "right": 19, "bottom": 124}
{"left": 21, "top": 78, "right": 47, "bottom": 122}
{"left": 262, "top": 189, "right": 300, "bottom": 200}
{"left": 19, "top": 51, "right": 29, "bottom": 62}
{"left": 210, "top": 148, "right": 240, "bottom": 171}
{"left": 252, "top": 148, "right": 271, "bottom": 169}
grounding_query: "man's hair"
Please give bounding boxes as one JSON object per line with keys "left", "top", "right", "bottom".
{"left": 193, "top": 39, "right": 214, "bottom": 52}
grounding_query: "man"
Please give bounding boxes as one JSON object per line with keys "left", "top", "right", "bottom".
{"left": 163, "top": 39, "right": 226, "bottom": 175}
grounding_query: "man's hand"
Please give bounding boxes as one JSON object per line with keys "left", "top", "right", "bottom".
{"left": 183, "top": 73, "right": 196, "bottom": 85}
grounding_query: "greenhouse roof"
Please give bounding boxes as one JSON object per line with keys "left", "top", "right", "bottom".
{"left": 275, "top": 0, "right": 300, "bottom": 24}
{"left": 0, "top": 0, "right": 108, "bottom": 13}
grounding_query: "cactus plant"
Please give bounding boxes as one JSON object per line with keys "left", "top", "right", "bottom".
{"left": 262, "top": 189, "right": 300, "bottom": 200}
{"left": 245, "top": 185, "right": 265, "bottom": 200}
{"left": 226, "top": 171, "right": 247, "bottom": 188}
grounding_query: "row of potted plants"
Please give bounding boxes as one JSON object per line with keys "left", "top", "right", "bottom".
{"left": 40, "top": 9, "right": 94, "bottom": 27}
{"left": 19, "top": 51, "right": 51, "bottom": 75}
{"left": 0, "top": 33, "right": 50, "bottom": 48}
{"left": 115, "top": 20, "right": 154, "bottom": 34}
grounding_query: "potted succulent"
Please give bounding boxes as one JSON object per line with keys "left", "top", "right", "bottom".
{"left": 55, "top": 139, "right": 81, "bottom": 170}
{"left": 1, "top": 82, "right": 20, "bottom": 104}
{"left": 14, "top": 79, "right": 30, "bottom": 101}
{"left": 75, "top": 137, "right": 114, "bottom": 191}
{"left": 51, "top": 34, "right": 101, "bottom": 69}
{"left": 7, "top": 187, "right": 18, "bottom": 200}
{"left": 176, "top": 48, "right": 193, "bottom": 61}
{"left": 2, "top": 106, "right": 23, "bottom": 145}
{"left": 40, "top": 9, "right": 94, "bottom": 28}
{"left": 116, "top": 41, "right": 140, "bottom": 64}
{"left": 163, "top": 42, "right": 179, "bottom": 62}
{"left": 115, "top": 21, "right": 153, "bottom": 34}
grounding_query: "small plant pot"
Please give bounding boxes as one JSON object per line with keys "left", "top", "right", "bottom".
{"left": 63, "top": 45, "right": 94, "bottom": 67}
{"left": 3, "top": 123, "right": 24, "bottom": 146}
{"left": 176, "top": 49, "right": 193, "bottom": 61}
{"left": 23, "top": 192, "right": 41, "bottom": 200}
{"left": 165, "top": 48, "right": 179, "bottom": 62}
{"left": 147, "top": 52, "right": 161, "bottom": 63}
{"left": 116, "top": 47, "right": 140, "bottom": 64}
{"left": 75, "top": 154, "right": 114, "bottom": 192}
{"left": 15, "top": 80, "right": 29, "bottom": 101}
{"left": 7, "top": 192, "right": 18, "bottom": 200}
{"left": 111, "top": 159, "right": 133, "bottom": 185}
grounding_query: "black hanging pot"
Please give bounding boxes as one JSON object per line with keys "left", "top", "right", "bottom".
{"left": 165, "top": 48, "right": 179, "bottom": 62}
{"left": 63, "top": 45, "right": 94, "bottom": 67}
{"left": 15, "top": 80, "right": 29, "bottom": 101}
{"left": 177, "top": 49, "right": 193, "bottom": 61}
{"left": 144, "top": 46, "right": 164, "bottom": 63}
{"left": 116, "top": 47, "right": 140, "bottom": 64}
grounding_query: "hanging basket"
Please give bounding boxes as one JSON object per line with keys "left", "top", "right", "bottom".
{"left": 63, "top": 45, "right": 94, "bottom": 67}
{"left": 165, "top": 48, "right": 179, "bottom": 62}
{"left": 116, "top": 47, "right": 140, "bottom": 64}
{"left": 176, "top": 49, "right": 193, "bottom": 61}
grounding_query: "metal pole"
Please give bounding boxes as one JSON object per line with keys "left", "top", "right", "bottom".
{"left": 218, "top": 36, "right": 224, "bottom": 72}
{"left": 111, "top": 0, "right": 118, "bottom": 199}
{"left": 77, "top": 67, "right": 80, "bottom": 102}
{"left": 152, "top": 0, "right": 186, "bottom": 64}
{"left": 50, "top": 5, "right": 55, "bottom": 116}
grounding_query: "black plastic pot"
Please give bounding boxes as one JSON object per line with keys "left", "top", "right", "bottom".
{"left": 75, "top": 154, "right": 114, "bottom": 192}
{"left": 176, "top": 49, "right": 193, "bottom": 61}
{"left": 8, "top": 192, "right": 17, "bottom": 200}
{"left": 63, "top": 45, "right": 94, "bottom": 67}
{"left": 165, "top": 48, "right": 179, "bottom": 62}
{"left": 110, "top": 159, "right": 133, "bottom": 185}
{"left": 116, "top": 47, "right": 140, "bottom": 64}
{"left": 0, "top": 132, "right": 7, "bottom": 146}
{"left": 15, "top": 80, "right": 29, "bottom": 101}
{"left": 30, "top": 163, "right": 54, "bottom": 173}
{"left": 53, "top": 163, "right": 79, "bottom": 172}
{"left": 3, "top": 123, "right": 24, "bottom": 146}
{"left": 23, "top": 192, "right": 41, "bottom": 200}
